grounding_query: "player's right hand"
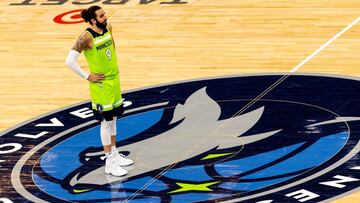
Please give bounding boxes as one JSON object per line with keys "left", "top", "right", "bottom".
{"left": 88, "top": 73, "right": 105, "bottom": 83}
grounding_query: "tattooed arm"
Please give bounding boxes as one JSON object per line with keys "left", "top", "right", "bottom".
{"left": 72, "top": 32, "right": 92, "bottom": 52}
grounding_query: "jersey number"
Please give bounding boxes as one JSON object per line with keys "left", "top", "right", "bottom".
{"left": 105, "top": 49, "right": 112, "bottom": 61}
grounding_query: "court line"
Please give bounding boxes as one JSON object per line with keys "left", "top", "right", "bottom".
{"left": 290, "top": 16, "right": 360, "bottom": 73}
{"left": 123, "top": 16, "right": 360, "bottom": 203}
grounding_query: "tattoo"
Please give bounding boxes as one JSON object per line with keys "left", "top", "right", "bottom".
{"left": 72, "top": 32, "right": 90, "bottom": 53}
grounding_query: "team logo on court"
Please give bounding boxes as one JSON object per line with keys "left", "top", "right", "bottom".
{"left": 1, "top": 74, "right": 360, "bottom": 202}
{"left": 53, "top": 9, "right": 84, "bottom": 24}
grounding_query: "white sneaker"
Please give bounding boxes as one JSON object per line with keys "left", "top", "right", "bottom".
{"left": 112, "top": 150, "right": 134, "bottom": 166}
{"left": 105, "top": 155, "right": 128, "bottom": 176}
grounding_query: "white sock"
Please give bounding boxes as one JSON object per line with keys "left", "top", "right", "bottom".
{"left": 105, "top": 152, "right": 111, "bottom": 158}
{"left": 111, "top": 146, "right": 117, "bottom": 153}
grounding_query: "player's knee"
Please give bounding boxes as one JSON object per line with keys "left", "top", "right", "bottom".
{"left": 100, "top": 120, "right": 112, "bottom": 145}
{"left": 110, "top": 118, "right": 117, "bottom": 135}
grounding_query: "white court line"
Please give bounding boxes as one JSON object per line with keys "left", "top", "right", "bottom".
{"left": 291, "top": 16, "right": 360, "bottom": 73}
{"left": 123, "top": 16, "right": 360, "bottom": 203}
{"left": 228, "top": 16, "right": 360, "bottom": 121}
{"left": 219, "top": 16, "right": 360, "bottom": 203}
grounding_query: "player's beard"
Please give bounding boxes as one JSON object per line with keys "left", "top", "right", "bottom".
{"left": 96, "top": 19, "right": 107, "bottom": 30}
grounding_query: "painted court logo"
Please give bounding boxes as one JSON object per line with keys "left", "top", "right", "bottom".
{"left": 1, "top": 74, "right": 360, "bottom": 202}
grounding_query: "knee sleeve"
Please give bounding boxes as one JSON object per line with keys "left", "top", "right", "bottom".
{"left": 111, "top": 117, "right": 117, "bottom": 136}
{"left": 100, "top": 120, "right": 112, "bottom": 146}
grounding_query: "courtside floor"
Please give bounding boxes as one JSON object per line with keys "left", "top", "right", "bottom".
{"left": 1, "top": 0, "right": 360, "bottom": 202}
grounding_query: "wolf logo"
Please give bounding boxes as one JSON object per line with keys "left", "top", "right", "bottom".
{"left": 66, "top": 87, "right": 282, "bottom": 187}
{"left": 34, "top": 84, "right": 360, "bottom": 202}
{"left": 4, "top": 74, "right": 360, "bottom": 203}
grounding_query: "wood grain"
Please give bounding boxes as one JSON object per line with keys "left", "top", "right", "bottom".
{"left": 0, "top": 0, "right": 359, "bottom": 201}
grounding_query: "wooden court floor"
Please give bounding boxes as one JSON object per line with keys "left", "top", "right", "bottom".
{"left": 0, "top": 0, "right": 360, "bottom": 202}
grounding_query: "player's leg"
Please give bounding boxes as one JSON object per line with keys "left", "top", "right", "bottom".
{"left": 102, "top": 113, "right": 127, "bottom": 176}
{"left": 110, "top": 107, "right": 133, "bottom": 166}
{"left": 91, "top": 79, "right": 127, "bottom": 176}
{"left": 100, "top": 118, "right": 112, "bottom": 154}
{"left": 110, "top": 116, "right": 117, "bottom": 151}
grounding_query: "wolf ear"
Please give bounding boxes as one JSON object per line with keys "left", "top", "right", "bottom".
{"left": 170, "top": 86, "right": 222, "bottom": 125}
{"left": 169, "top": 104, "right": 186, "bottom": 124}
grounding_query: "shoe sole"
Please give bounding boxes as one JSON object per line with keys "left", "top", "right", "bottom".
{"left": 118, "top": 161, "right": 134, "bottom": 167}
{"left": 105, "top": 168, "right": 128, "bottom": 177}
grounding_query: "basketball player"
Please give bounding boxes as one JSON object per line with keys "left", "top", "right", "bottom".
{"left": 65, "top": 6, "right": 133, "bottom": 177}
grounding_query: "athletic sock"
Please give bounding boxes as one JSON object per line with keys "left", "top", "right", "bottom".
{"left": 105, "top": 152, "right": 111, "bottom": 158}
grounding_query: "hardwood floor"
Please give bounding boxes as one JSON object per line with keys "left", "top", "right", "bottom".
{"left": 0, "top": 0, "right": 359, "bottom": 202}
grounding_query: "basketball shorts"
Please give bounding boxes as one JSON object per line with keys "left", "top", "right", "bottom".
{"left": 89, "top": 76, "right": 124, "bottom": 121}
{"left": 92, "top": 103, "right": 124, "bottom": 121}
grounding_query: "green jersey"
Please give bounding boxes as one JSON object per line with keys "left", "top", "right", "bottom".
{"left": 84, "top": 27, "right": 122, "bottom": 112}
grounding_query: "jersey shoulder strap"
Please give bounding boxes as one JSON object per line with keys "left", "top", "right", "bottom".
{"left": 85, "top": 27, "right": 109, "bottom": 38}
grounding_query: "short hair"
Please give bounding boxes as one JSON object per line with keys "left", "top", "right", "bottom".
{"left": 80, "top": 6, "right": 102, "bottom": 25}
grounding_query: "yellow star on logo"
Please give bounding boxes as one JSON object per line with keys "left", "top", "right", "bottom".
{"left": 201, "top": 152, "right": 235, "bottom": 160}
{"left": 168, "top": 181, "right": 220, "bottom": 194}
